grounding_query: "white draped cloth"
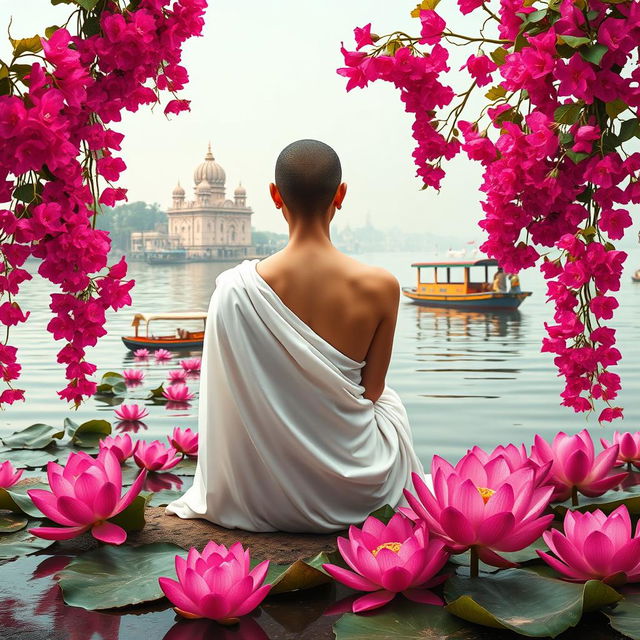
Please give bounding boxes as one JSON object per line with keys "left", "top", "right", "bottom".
{"left": 166, "top": 258, "right": 426, "bottom": 533}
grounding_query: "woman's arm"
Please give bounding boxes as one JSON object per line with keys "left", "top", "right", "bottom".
{"left": 360, "top": 273, "right": 400, "bottom": 403}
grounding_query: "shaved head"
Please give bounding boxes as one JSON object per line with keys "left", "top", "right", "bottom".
{"left": 274, "top": 139, "right": 342, "bottom": 217}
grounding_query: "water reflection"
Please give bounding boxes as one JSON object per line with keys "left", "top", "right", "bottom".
{"left": 163, "top": 617, "right": 269, "bottom": 640}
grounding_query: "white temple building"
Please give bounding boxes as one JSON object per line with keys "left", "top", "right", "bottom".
{"left": 131, "top": 144, "right": 254, "bottom": 261}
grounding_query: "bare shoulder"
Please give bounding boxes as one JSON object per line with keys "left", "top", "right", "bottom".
{"left": 343, "top": 256, "right": 399, "bottom": 302}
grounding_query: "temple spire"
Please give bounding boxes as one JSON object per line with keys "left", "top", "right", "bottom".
{"left": 205, "top": 141, "right": 214, "bottom": 161}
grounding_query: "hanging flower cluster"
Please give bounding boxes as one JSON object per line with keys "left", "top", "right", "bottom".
{"left": 339, "top": 0, "right": 639, "bottom": 421}
{"left": 0, "top": 0, "right": 206, "bottom": 409}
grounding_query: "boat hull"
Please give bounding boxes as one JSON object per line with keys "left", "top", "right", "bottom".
{"left": 402, "top": 288, "right": 531, "bottom": 310}
{"left": 121, "top": 336, "right": 204, "bottom": 352}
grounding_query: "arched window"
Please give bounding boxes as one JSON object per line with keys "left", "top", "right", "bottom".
{"left": 230, "top": 226, "right": 236, "bottom": 242}
{"left": 220, "top": 222, "right": 224, "bottom": 231}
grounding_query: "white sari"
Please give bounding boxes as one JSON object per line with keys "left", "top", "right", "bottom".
{"left": 166, "top": 259, "right": 426, "bottom": 532}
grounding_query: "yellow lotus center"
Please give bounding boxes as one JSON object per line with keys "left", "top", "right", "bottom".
{"left": 477, "top": 487, "right": 495, "bottom": 503}
{"left": 371, "top": 542, "right": 402, "bottom": 557}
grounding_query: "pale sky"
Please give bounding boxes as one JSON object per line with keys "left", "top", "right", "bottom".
{"left": 3, "top": 1, "right": 489, "bottom": 237}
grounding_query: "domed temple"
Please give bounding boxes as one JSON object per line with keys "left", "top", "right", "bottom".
{"left": 131, "top": 144, "right": 254, "bottom": 262}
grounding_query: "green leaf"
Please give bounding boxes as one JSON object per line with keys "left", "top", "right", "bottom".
{"left": 1, "top": 423, "right": 65, "bottom": 449}
{"left": 566, "top": 150, "right": 589, "bottom": 164}
{"left": 44, "top": 25, "right": 61, "bottom": 39}
{"left": 0, "top": 447, "right": 59, "bottom": 469}
{"left": 108, "top": 493, "right": 150, "bottom": 532}
{"left": 606, "top": 99, "right": 629, "bottom": 119}
{"left": 148, "top": 383, "right": 166, "bottom": 399}
{"left": 368, "top": 504, "right": 396, "bottom": 525}
{"left": 65, "top": 418, "right": 111, "bottom": 448}
{"left": 554, "top": 102, "right": 583, "bottom": 125}
{"left": 558, "top": 131, "right": 574, "bottom": 146}
{"left": 485, "top": 85, "right": 507, "bottom": 101}
{"left": 559, "top": 35, "right": 591, "bottom": 48}
{"left": 82, "top": 16, "right": 101, "bottom": 37}
{"left": 12, "top": 182, "right": 42, "bottom": 204}
{"left": 553, "top": 487, "right": 640, "bottom": 517}
{"left": 0, "top": 484, "right": 46, "bottom": 517}
{"left": 490, "top": 46, "right": 507, "bottom": 66}
{"left": 173, "top": 456, "right": 197, "bottom": 476}
{"left": 74, "top": 0, "right": 100, "bottom": 9}
{"left": 580, "top": 43, "right": 608, "bottom": 66}
{"left": 0, "top": 521, "right": 55, "bottom": 560}
{"left": 445, "top": 569, "right": 621, "bottom": 637}
{"left": 0, "top": 513, "right": 28, "bottom": 534}
{"left": 334, "top": 599, "right": 470, "bottom": 640}
{"left": 148, "top": 489, "right": 184, "bottom": 507}
{"left": 95, "top": 373, "right": 127, "bottom": 396}
{"left": 260, "top": 552, "right": 334, "bottom": 595}
{"left": 619, "top": 118, "right": 639, "bottom": 143}
{"left": 10, "top": 35, "right": 43, "bottom": 56}
{"left": 605, "top": 591, "right": 640, "bottom": 639}
{"left": 57, "top": 542, "right": 185, "bottom": 610}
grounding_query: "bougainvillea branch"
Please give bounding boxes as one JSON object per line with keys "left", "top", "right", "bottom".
{"left": 0, "top": 0, "right": 206, "bottom": 409}
{"left": 339, "top": 0, "right": 639, "bottom": 422}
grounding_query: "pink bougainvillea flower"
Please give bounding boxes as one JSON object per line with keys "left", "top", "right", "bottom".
{"left": 122, "top": 368, "right": 145, "bottom": 383}
{"left": 404, "top": 455, "right": 554, "bottom": 568}
{"left": 601, "top": 432, "right": 640, "bottom": 469}
{"left": 133, "top": 440, "right": 181, "bottom": 472}
{"left": 419, "top": 10, "right": 446, "bottom": 45}
{"left": 154, "top": 348, "right": 173, "bottom": 362}
{"left": 168, "top": 427, "right": 198, "bottom": 457}
{"left": 27, "top": 450, "right": 146, "bottom": 544}
{"left": 114, "top": 403, "right": 149, "bottom": 421}
{"left": 133, "top": 349, "right": 150, "bottom": 359}
{"left": 179, "top": 358, "right": 201, "bottom": 373}
{"left": 537, "top": 506, "right": 640, "bottom": 586}
{"left": 530, "top": 430, "right": 627, "bottom": 503}
{"left": 168, "top": 369, "right": 188, "bottom": 384}
{"left": 159, "top": 541, "right": 271, "bottom": 623}
{"left": 354, "top": 23, "right": 374, "bottom": 50}
{"left": 162, "top": 383, "right": 195, "bottom": 403}
{"left": 322, "top": 513, "right": 448, "bottom": 612}
{"left": 98, "top": 434, "right": 136, "bottom": 463}
{"left": 0, "top": 460, "right": 23, "bottom": 488}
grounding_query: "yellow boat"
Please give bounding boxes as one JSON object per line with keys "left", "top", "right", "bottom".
{"left": 402, "top": 259, "right": 532, "bottom": 310}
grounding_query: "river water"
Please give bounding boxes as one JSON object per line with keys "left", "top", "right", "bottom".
{"left": 2, "top": 251, "right": 640, "bottom": 464}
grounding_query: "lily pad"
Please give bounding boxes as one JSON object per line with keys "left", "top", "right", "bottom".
{"left": 148, "top": 489, "right": 185, "bottom": 507}
{"left": 147, "top": 383, "right": 166, "bottom": 399}
{"left": 604, "top": 590, "right": 640, "bottom": 640}
{"left": 173, "top": 457, "right": 197, "bottom": 476}
{"left": 0, "top": 520, "right": 55, "bottom": 560}
{"left": 265, "top": 552, "right": 334, "bottom": 595}
{"left": 57, "top": 542, "right": 185, "bottom": 610}
{"left": 0, "top": 513, "right": 28, "bottom": 534}
{"left": 0, "top": 447, "right": 59, "bottom": 469}
{"left": 334, "top": 599, "right": 472, "bottom": 639}
{"left": 95, "top": 372, "right": 127, "bottom": 396}
{"left": 0, "top": 484, "right": 46, "bottom": 517}
{"left": 445, "top": 569, "right": 621, "bottom": 637}
{"left": 368, "top": 504, "right": 396, "bottom": 525}
{"left": 108, "top": 493, "right": 150, "bottom": 532}
{"left": 553, "top": 488, "right": 640, "bottom": 517}
{"left": 65, "top": 418, "right": 111, "bottom": 448}
{"left": 1, "top": 423, "right": 65, "bottom": 450}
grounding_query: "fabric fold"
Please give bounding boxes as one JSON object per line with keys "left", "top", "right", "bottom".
{"left": 166, "top": 259, "right": 426, "bottom": 532}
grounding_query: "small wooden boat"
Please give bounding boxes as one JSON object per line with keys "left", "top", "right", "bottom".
{"left": 121, "top": 312, "right": 207, "bottom": 352}
{"left": 146, "top": 249, "right": 188, "bottom": 264}
{"left": 402, "top": 259, "right": 532, "bottom": 310}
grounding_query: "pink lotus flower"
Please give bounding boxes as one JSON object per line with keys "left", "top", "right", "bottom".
{"left": 122, "top": 368, "right": 145, "bottom": 383}
{"left": 404, "top": 454, "right": 554, "bottom": 569}
{"left": 168, "top": 427, "right": 198, "bottom": 457}
{"left": 601, "top": 432, "right": 640, "bottom": 469}
{"left": 530, "top": 430, "right": 627, "bottom": 503}
{"left": 98, "top": 434, "right": 136, "bottom": 463}
{"left": 114, "top": 403, "right": 149, "bottom": 421}
{"left": 27, "top": 450, "right": 147, "bottom": 544}
{"left": 133, "top": 440, "right": 181, "bottom": 472}
{"left": 154, "top": 348, "right": 173, "bottom": 361}
{"left": 159, "top": 541, "right": 271, "bottom": 624}
{"left": 167, "top": 369, "right": 188, "bottom": 384}
{"left": 467, "top": 443, "right": 551, "bottom": 486}
{"left": 179, "top": 358, "right": 201, "bottom": 373}
{"left": 133, "top": 348, "right": 150, "bottom": 358}
{"left": 322, "top": 513, "right": 448, "bottom": 612}
{"left": 162, "top": 383, "right": 195, "bottom": 403}
{"left": 0, "top": 460, "right": 23, "bottom": 488}
{"left": 537, "top": 506, "right": 640, "bottom": 586}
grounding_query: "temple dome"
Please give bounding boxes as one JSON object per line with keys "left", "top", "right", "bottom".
{"left": 196, "top": 179, "right": 212, "bottom": 193}
{"left": 172, "top": 182, "right": 185, "bottom": 196}
{"left": 193, "top": 143, "right": 226, "bottom": 186}
{"left": 234, "top": 182, "right": 246, "bottom": 196}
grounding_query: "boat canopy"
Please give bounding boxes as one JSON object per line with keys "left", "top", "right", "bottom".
{"left": 411, "top": 259, "right": 498, "bottom": 268}
{"left": 131, "top": 312, "right": 207, "bottom": 327}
